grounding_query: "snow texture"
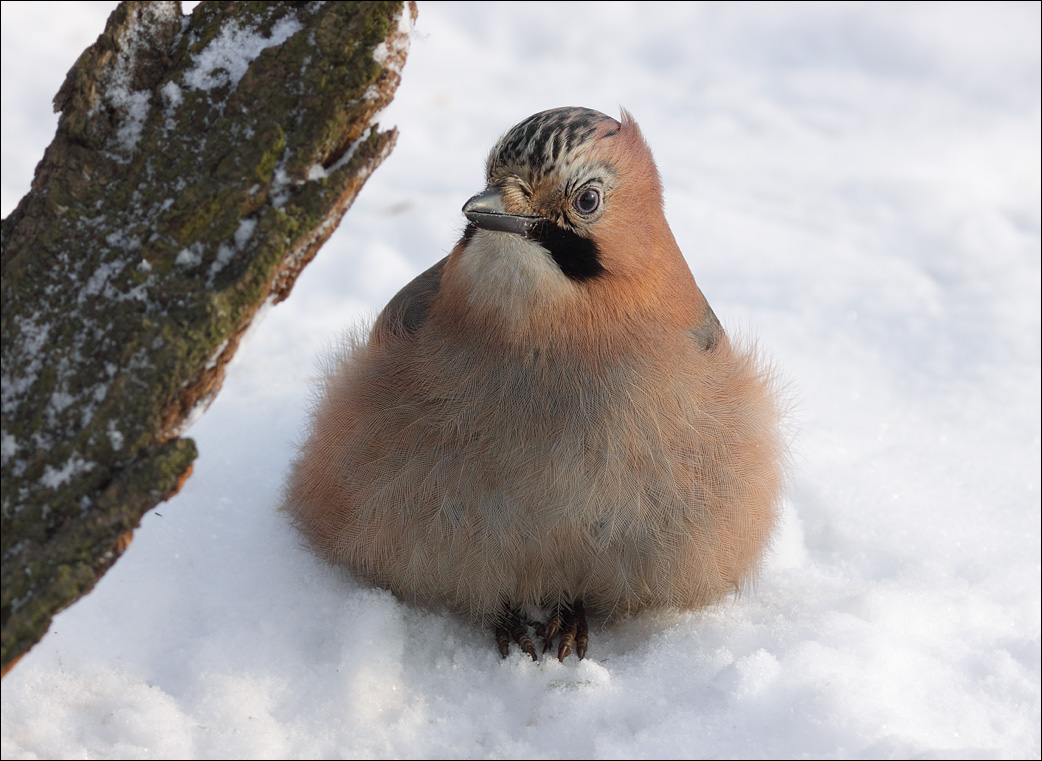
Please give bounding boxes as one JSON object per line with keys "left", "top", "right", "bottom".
{"left": 372, "top": 2, "right": 414, "bottom": 73}
{"left": 182, "top": 14, "right": 303, "bottom": 93}
{"left": 94, "top": 2, "right": 180, "bottom": 157}
{"left": 1, "top": 2, "right": 1039, "bottom": 759}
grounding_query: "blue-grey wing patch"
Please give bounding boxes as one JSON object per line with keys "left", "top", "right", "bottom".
{"left": 689, "top": 303, "right": 723, "bottom": 353}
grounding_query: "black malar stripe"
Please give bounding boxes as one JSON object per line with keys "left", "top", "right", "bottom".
{"left": 527, "top": 220, "right": 605, "bottom": 282}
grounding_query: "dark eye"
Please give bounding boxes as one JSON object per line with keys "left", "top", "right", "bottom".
{"left": 574, "top": 188, "right": 600, "bottom": 215}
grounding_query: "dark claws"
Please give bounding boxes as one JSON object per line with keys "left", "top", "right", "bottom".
{"left": 540, "top": 614, "right": 562, "bottom": 653}
{"left": 556, "top": 600, "right": 587, "bottom": 661}
{"left": 495, "top": 608, "right": 537, "bottom": 661}
{"left": 494, "top": 600, "right": 588, "bottom": 662}
{"left": 515, "top": 625, "right": 537, "bottom": 661}
{"left": 558, "top": 629, "right": 575, "bottom": 660}
{"left": 575, "top": 603, "right": 589, "bottom": 660}
{"left": 495, "top": 624, "right": 510, "bottom": 658}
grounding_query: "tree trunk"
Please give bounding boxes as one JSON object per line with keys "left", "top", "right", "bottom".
{"left": 1, "top": 0, "right": 415, "bottom": 676}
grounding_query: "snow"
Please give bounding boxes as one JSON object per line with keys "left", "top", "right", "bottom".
{"left": 0, "top": 433, "right": 16, "bottom": 467}
{"left": 1, "top": 316, "right": 50, "bottom": 415}
{"left": 38, "top": 455, "right": 94, "bottom": 491}
{"left": 174, "top": 245, "right": 203, "bottom": 268}
{"left": 107, "top": 422, "right": 124, "bottom": 452}
{"left": 181, "top": 14, "right": 304, "bottom": 93}
{"left": 94, "top": 2, "right": 181, "bottom": 156}
{"left": 78, "top": 259, "right": 128, "bottom": 305}
{"left": 2, "top": 2, "right": 1039, "bottom": 758}
{"left": 160, "top": 80, "right": 183, "bottom": 109}
{"left": 371, "top": 1, "right": 414, "bottom": 72}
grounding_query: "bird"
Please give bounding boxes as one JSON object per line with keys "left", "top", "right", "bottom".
{"left": 283, "top": 106, "right": 787, "bottom": 661}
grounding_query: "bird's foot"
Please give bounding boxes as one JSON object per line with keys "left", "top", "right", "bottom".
{"left": 494, "top": 607, "right": 537, "bottom": 661}
{"left": 494, "top": 600, "right": 588, "bottom": 661}
{"left": 536, "top": 600, "right": 588, "bottom": 661}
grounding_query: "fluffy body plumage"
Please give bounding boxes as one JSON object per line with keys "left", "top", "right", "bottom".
{"left": 285, "top": 107, "right": 786, "bottom": 658}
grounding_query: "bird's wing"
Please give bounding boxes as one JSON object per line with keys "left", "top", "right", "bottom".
{"left": 372, "top": 256, "right": 447, "bottom": 341}
{"left": 688, "top": 301, "right": 724, "bottom": 352}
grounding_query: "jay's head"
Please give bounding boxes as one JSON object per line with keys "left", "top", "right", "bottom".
{"left": 446, "top": 107, "right": 700, "bottom": 347}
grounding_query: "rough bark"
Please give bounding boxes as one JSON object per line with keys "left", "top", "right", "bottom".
{"left": 1, "top": 0, "right": 415, "bottom": 676}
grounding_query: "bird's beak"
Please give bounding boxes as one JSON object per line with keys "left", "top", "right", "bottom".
{"left": 463, "top": 187, "right": 540, "bottom": 235}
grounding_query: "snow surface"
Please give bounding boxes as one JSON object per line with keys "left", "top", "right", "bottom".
{"left": 90, "top": 2, "right": 181, "bottom": 157}
{"left": 181, "top": 13, "right": 303, "bottom": 93}
{"left": 2, "top": 2, "right": 1039, "bottom": 758}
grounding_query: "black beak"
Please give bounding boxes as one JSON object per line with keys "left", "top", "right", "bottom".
{"left": 462, "top": 188, "right": 541, "bottom": 235}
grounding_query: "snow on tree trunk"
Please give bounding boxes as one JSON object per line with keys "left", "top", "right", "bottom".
{"left": 0, "top": 0, "right": 416, "bottom": 676}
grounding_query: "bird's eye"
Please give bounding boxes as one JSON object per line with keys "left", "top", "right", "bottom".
{"left": 574, "top": 188, "right": 600, "bottom": 215}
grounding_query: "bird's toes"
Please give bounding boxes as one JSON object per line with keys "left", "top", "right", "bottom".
{"left": 574, "top": 602, "right": 589, "bottom": 660}
{"left": 557, "top": 624, "right": 576, "bottom": 661}
{"left": 551, "top": 600, "right": 588, "bottom": 662}
{"left": 516, "top": 626, "right": 538, "bottom": 661}
{"left": 537, "top": 614, "right": 562, "bottom": 653}
{"left": 495, "top": 607, "right": 537, "bottom": 661}
{"left": 494, "top": 601, "right": 588, "bottom": 661}
{"left": 494, "top": 623, "right": 511, "bottom": 658}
